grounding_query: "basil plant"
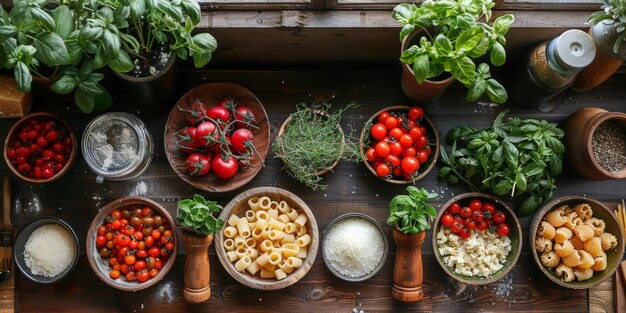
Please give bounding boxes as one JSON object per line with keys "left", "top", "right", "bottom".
{"left": 0, "top": 0, "right": 217, "bottom": 113}
{"left": 393, "top": 0, "right": 514, "bottom": 104}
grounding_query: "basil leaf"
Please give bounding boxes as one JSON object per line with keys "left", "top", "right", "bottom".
{"left": 412, "top": 54, "right": 429, "bottom": 84}
{"left": 490, "top": 41, "right": 506, "bottom": 66}
{"left": 51, "top": 74, "right": 77, "bottom": 94}
{"left": 51, "top": 5, "right": 73, "bottom": 39}
{"left": 34, "top": 32, "right": 71, "bottom": 66}
{"left": 14, "top": 61, "right": 32, "bottom": 92}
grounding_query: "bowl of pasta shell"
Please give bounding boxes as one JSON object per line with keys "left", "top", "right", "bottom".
{"left": 531, "top": 196, "right": 625, "bottom": 289}
{"left": 215, "top": 187, "right": 319, "bottom": 290}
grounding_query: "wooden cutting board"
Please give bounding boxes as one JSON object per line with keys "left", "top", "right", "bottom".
{"left": 616, "top": 260, "right": 626, "bottom": 313}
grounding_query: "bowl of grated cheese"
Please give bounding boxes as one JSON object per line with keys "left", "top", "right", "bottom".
{"left": 13, "top": 217, "right": 79, "bottom": 284}
{"left": 322, "top": 213, "right": 388, "bottom": 282}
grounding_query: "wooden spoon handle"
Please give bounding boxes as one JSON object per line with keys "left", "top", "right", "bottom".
{"left": 2, "top": 177, "right": 10, "bottom": 227}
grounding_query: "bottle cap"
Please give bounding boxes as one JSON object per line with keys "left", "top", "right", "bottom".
{"left": 553, "top": 29, "right": 596, "bottom": 70}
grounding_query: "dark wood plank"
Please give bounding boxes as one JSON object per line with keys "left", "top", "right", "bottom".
{"left": 4, "top": 68, "right": 625, "bottom": 312}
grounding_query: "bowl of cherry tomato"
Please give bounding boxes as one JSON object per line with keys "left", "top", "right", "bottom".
{"left": 86, "top": 196, "right": 177, "bottom": 291}
{"left": 359, "top": 105, "right": 439, "bottom": 184}
{"left": 3, "top": 112, "right": 77, "bottom": 183}
{"left": 432, "top": 193, "right": 522, "bottom": 285}
{"left": 164, "top": 82, "right": 270, "bottom": 193}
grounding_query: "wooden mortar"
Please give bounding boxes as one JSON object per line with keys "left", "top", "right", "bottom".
{"left": 181, "top": 231, "right": 214, "bottom": 303}
{"left": 391, "top": 228, "right": 426, "bottom": 302}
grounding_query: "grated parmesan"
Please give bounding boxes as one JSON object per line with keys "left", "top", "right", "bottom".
{"left": 324, "top": 217, "right": 384, "bottom": 278}
{"left": 24, "top": 224, "right": 75, "bottom": 277}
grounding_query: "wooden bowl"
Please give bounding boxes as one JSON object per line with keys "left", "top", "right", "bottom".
{"left": 164, "top": 83, "right": 270, "bottom": 193}
{"left": 86, "top": 197, "right": 177, "bottom": 291}
{"left": 215, "top": 187, "right": 319, "bottom": 290}
{"left": 530, "top": 196, "right": 625, "bottom": 289}
{"left": 358, "top": 105, "right": 439, "bottom": 184}
{"left": 432, "top": 192, "right": 522, "bottom": 285}
{"left": 276, "top": 109, "right": 345, "bottom": 176}
{"left": 3, "top": 112, "right": 77, "bottom": 183}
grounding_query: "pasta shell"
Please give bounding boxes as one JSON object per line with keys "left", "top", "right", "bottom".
{"left": 555, "top": 264, "right": 575, "bottom": 282}
{"left": 554, "top": 240, "right": 575, "bottom": 257}
{"left": 574, "top": 224, "right": 595, "bottom": 242}
{"left": 592, "top": 252, "right": 607, "bottom": 271}
{"left": 535, "top": 236, "right": 553, "bottom": 253}
{"left": 554, "top": 227, "right": 573, "bottom": 244}
{"left": 546, "top": 208, "right": 568, "bottom": 227}
{"left": 574, "top": 267, "right": 594, "bottom": 281}
{"left": 585, "top": 218, "right": 605, "bottom": 236}
{"left": 577, "top": 250, "right": 596, "bottom": 269}
{"left": 540, "top": 251, "right": 561, "bottom": 268}
{"left": 562, "top": 250, "right": 582, "bottom": 267}
{"left": 538, "top": 221, "right": 556, "bottom": 240}
{"left": 571, "top": 236, "right": 585, "bottom": 251}
{"left": 563, "top": 205, "right": 573, "bottom": 215}
{"left": 573, "top": 203, "right": 593, "bottom": 220}
{"left": 584, "top": 237, "right": 604, "bottom": 257}
{"left": 600, "top": 232, "right": 618, "bottom": 250}
{"left": 564, "top": 215, "right": 583, "bottom": 231}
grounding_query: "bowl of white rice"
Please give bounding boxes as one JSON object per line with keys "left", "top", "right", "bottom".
{"left": 13, "top": 217, "right": 79, "bottom": 284}
{"left": 322, "top": 213, "right": 388, "bottom": 282}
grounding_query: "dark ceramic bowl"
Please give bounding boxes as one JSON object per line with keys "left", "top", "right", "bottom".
{"left": 432, "top": 193, "right": 522, "bottom": 285}
{"left": 530, "top": 196, "right": 625, "bottom": 289}
{"left": 322, "top": 213, "right": 389, "bottom": 282}
{"left": 13, "top": 217, "right": 80, "bottom": 284}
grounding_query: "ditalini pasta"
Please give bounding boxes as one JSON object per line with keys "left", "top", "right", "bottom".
{"left": 222, "top": 195, "right": 312, "bottom": 280}
{"left": 535, "top": 202, "right": 619, "bottom": 282}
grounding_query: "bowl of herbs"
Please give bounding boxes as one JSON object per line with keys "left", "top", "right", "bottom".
{"left": 273, "top": 103, "right": 359, "bottom": 190}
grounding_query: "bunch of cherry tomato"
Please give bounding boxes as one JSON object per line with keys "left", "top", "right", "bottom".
{"left": 364, "top": 106, "right": 433, "bottom": 180}
{"left": 176, "top": 97, "right": 259, "bottom": 179}
{"left": 6, "top": 117, "right": 73, "bottom": 180}
{"left": 440, "top": 198, "right": 510, "bottom": 239}
{"left": 95, "top": 205, "right": 174, "bottom": 283}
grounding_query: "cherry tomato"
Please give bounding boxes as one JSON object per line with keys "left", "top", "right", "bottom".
{"left": 451, "top": 220, "right": 464, "bottom": 233}
{"left": 124, "top": 255, "right": 136, "bottom": 265}
{"left": 384, "top": 155, "right": 401, "bottom": 168}
{"left": 476, "top": 220, "right": 489, "bottom": 231}
{"left": 109, "top": 269, "right": 121, "bottom": 279}
{"left": 145, "top": 236, "right": 154, "bottom": 247}
{"left": 459, "top": 228, "right": 471, "bottom": 239}
{"left": 137, "top": 270, "right": 149, "bottom": 282}
{"left": 148, "top": 246, "right": 161, "bottom": 258}
{"left": 234, "top": 106, "right": 256, "bottom": 128}
{"left": 401, "top": 156, "right": 420, "bottom": 175}
{"left": 459, "top": 207, "right": 472, "bottom": 218}
{"left": 212, "top": 155, "right": 239, "bottom": 179}
{"left": 375, "top": 163, "right": 391, "bottom": 177}
{"left": 184, "top": 99, "right": 208, "bottom": 125}
{"left": 97, "top": 226, "right": 106, "bottom": 236}
{"left": 377, "top": 112, "right": 390, "bottom": 123}
{"left": 415, "top": 135, "right": 428, "bottom": 149}
{"left": 471, "top": 209, "right": 484, "bottom": 222}
{"left": 374, "top": 142, "right": 390, "bottom": 158}
{"left": 365, "top": 148, "right": 378, "bottom": 162}
{"left": 125, "top": 271, "right": 136, "bottom": 281}
{"left": 231, "top": 128, "right": 254, "bottom": 153}
{"left": 409, "top": 127, "right": 423, "bottom": 141}
{"left": 206, "top": 106, "right": 231, "bottom": 124}
{"left": 111, "top": 220, "right": 121, "bottom": 230}
{"left": 116, "top": 234, "right": 131, "bottom": 247}
{"left": 134, "top": 260, "right": 147, "bottom": 271}
{"left": 441, "top": 213, "right": 453, "bottom": 227}
{"left": 482, "top": 202, "right": 496, "bottom": 216}
{"left": 492, "top": 210, "right": 506, "bottom": 224}
{"left": 185, "top": 153, "right": 211, "bottom": 176}
{"left": 129, "top": 240, "right": 138, "bottom": 250}
{"left": 389, "top": 127, "right": 404, "bottom": 140}
{"left": 371, "top": 123, "right": 387, "bottom": 140}
{"left": 416, "top": 150, "right": 428, "bottom": 164}
{"left": 409, "top": 106, "right": 424, "bottom": 121}
{"left": 151, "top": 230, "right": 161, "bottom": 239}
{"left": 399, "top": 134, "right": 413, "bottom": 148}
{"left": 384, "top": 116, "right": 399, "bottom": 130}
{"left": 497, "top": 223, "right": 510, "bottom": 236}
{"left": 149, "top": 268, "right": 158, "bottom": 278}
{"left": 165, "top": 242, "right": 174, "bottom": 251}
{"left": 469, "top": 199, "right": 483, "bottom": 211}
{"left": 464, "top": 219, "right": 476, "bottom": 231}
{"left": 448, "top": 202, "right": 461, "bottom": 215}
{"left": 392, "top": 167, "right": 403, "bottom": 177}
{"left": 194, "top": 121, "right": 218, "bottom": 147}
{"left": 402, "top": 146, "right": 417, "bottom": 158}
{"left": 96, "top": 235, "right": 107, "bottom": 246}
{"left": 389, "top": 142, "right": 403, "bottom": 156}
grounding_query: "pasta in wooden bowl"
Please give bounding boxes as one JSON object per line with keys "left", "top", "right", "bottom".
{"left": 531, "top": 196, "right": 625, "bottom": 289}
{"left": 215, "top": 187, "right": 319, "bottom": 290}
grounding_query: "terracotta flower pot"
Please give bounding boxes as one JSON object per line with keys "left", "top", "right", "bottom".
{"left": 400, "top": 31, "right": 456, "bottom": 103}
{"left": 391, "top": 228, "right": 426, "bottom": 302}
{"left": 564, "top": 107, "right": 626, "bottom": 180}
{"left": 571, "top": 22, "right": 626, "bottom": 92}
{"left": 113, "top": 52, "right": 177, "bottom": 114}
{"left": 180, "top": 231, "right": 214, "bottom": 303}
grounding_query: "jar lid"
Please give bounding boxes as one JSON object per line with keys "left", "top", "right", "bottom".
{"left": 81, "top": 112, "right": 151, "bottom": 180}
{"left": 553, "top": 29, "right": 596, "bottom": 70}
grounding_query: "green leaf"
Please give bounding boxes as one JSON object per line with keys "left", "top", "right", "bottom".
{"left": 120, "top": 33, "right": 140, "bottom": 53}
{"left": 466, "top": 77, "right": 486, "bottom": 102}
{"left": 493, "top": 14, "right": 514, "bottom": 36}
{"left": 434, "top": 34, "right": 453, "bottom": 54}
{"left": 399, "top": 24, "right": 415, "bottom": 43}
{"left": 34, "top": 32, "right": 71, "bottom": 66}
{"left": 0, "top": 25, "right": 17, "bottom": 40}
{"left": 130, "top": 0, "right": 146, "bottom": 20}
{"left": 439, "top": 166, "right": 452, "bottom": 177}
{"left": 192, "top": 52, "right": 211, "bottom": 68}
{"left": 50, "top": 75, "right": 77, "bottom": 94}
{"left": 181, "top": 0, "right": 201, "bottom": 25}
{"left": 515, "top": 173, "right": 527, "bottom": 194}
{"left": 450, "top": 56, "right": 476, "bottom": 85}
{"left": 485, "top": 78, "right": 508, "bottom": 103}
{"left": 192, "top": 33, "right": 218, "bottom": 52}
{"left": 392, "top": 3, "right": 414, "bottom": 24}
{"left": 546, "top": 136, "right": 565, "bottom": 154}
{"left": 490, "top": 41, "right": 506, "bottom": 66}
{"left": 75, "top": 86, "right": 95, "bottom": 113}
{"left": 94, "top": 88, "right": 113, "bottom": 111}
{"left": 108, "top": 50, "right": 134, "bottom": 72}
{"left": 518, "top": 196, "right": 538, "bottom": 217}
{"left": 156, "top": 0, "right": 183, "bottom": 21}
{"left": 455, "top": 27, "right": 484, "bottom": 53}
{"left": 51, "top": 5, "right": 73, "bottom": 39}
{"left": 31, "top": 7, "right": 56, "bottom": 32}
{"left": 103, "top": 29, "right": 120, "bottom": 58}
{"left": 14, "top": 62, "right": 31, "bottom": 92}
{"left": 412, "top": 54, "right": 429, "bottom": 84}
{"left": 503, "top": 140, "right": 519, "bottom": 168}
{"left": 493, "top": 179, "right": 513, "bottom": 196}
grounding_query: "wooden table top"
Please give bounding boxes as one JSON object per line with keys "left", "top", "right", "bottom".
{"left": 1, "top": 68, "right": 625, "bottom": 312}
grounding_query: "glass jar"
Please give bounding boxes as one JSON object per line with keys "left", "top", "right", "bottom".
{"left": 82, "top": 112, "right": 153, "bottom": 183}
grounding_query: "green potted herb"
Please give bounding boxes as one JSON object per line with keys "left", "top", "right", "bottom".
{"left": 392, "top": 0, "right": 514, "bottom": 103}
{"left": 387, "top": 186, "right": 437, "bottom": 302}
{"left": 439, "top": 111, "right": 565, "bottom": 216}
{"left": 572, "top": 0, "right": 626, "bottom": 91}
{"left": 273, "top": 103, "right": 359, "bottom": 190}
{"left": 176, "top": 194, "right": 224, "bottom": 303}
